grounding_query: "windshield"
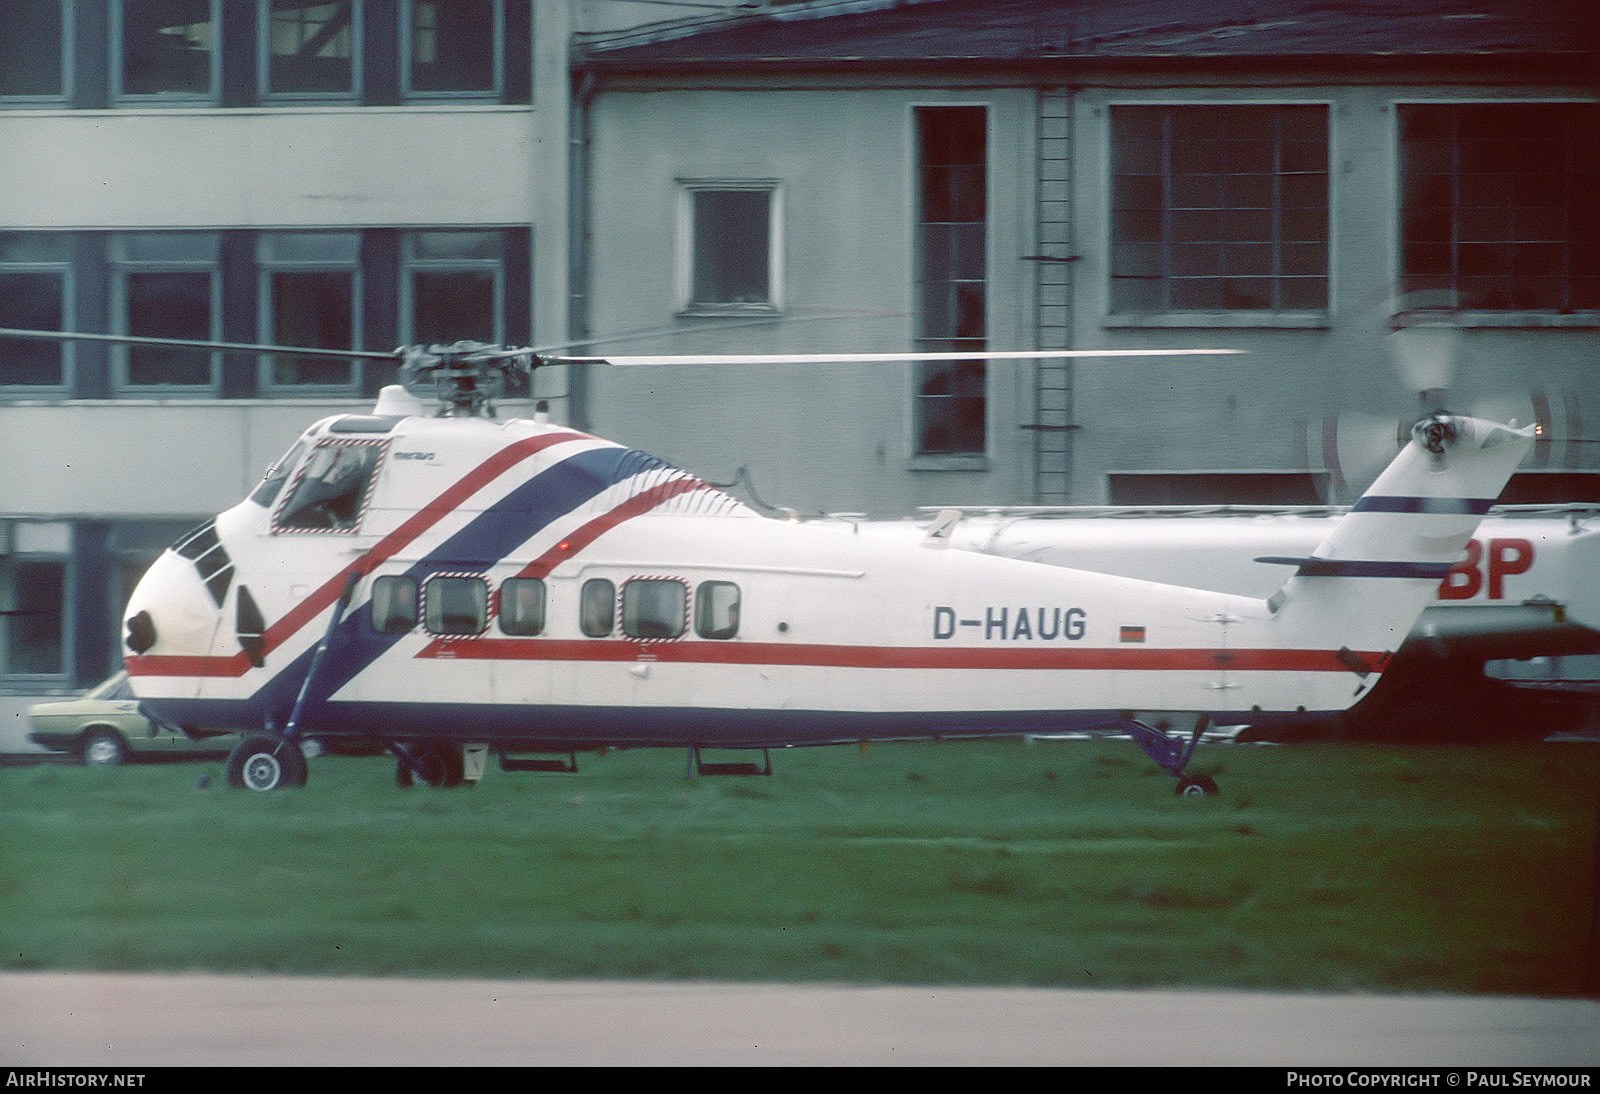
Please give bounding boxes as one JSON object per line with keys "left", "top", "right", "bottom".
{"left": 250, "top": 441, "right": 307, "bottom": 509}
{"left": 275, "top": 440, "right": 382, "bottom": 531}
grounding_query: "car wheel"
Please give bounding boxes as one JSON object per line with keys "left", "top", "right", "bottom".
{"left": 81, "top": 729, "right": 128, "bottom": 767}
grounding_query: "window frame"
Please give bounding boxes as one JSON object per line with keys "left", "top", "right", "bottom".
{"left": 1395, "top": 99, "right": 1600, "bottom": 322}
{"left": 370, "top": 574, "right": 419, "bottom": 635}
{"left": 113, "top": 0, "right": 224, "bottom": 105}
{"left": 0, "top": 522, "right": 72, "bottom": 683}
{"left": 694, "top": 580, "right": 741, "bottom": 641}
{"left": 912, "top": 103, "right": 989, "bottom": 460}
{"left": 1104, "top": 101, "right": 1332, "bottom": 326}
{"left": 271, "top": 437, "right": 386, "bottom": 534}
{"left": 400, "top": 0, "right": 504, "bottom": 101}
{"left": 579, "top": 577, "right": 615, "bottom": 638}
{"left": 257, "top": 0, "right": 364, "bottom": 103}
{"left": 421, "top": 573, "right": 490, "bottom": 637}
{"left": 0, "top": 0, "right": 73, "bottom": 104}
{"left": 110, "top": 232, "right": 224, "bottom": 393}
{"left": 496, "top": 576, "right": 546, "bottom": 637}
{"left": 0, "top": 234, "right": 74, "bottom": 393}
{"left": 620, "top": 577, "right": 688, "bottom": 642}
{"left": 401, "top": 230, "right": 507, "bottom": 347}
{"left": 676, "top": 180, "right": 785, "bottom": 316}
{"left": 257, "top": 231, "right": 365, "bottom": 392}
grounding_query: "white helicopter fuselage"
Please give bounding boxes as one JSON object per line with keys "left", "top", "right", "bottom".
{"left": 120, "top": 396, "right": 1534, "bottom": 758}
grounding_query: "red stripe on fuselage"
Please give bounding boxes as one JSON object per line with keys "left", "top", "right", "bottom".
{"left": 128, "top": 430, "right": 592, "bottom": 680}
{"left": 414, "top": 637, "right": 1389, "bottom": 674}
{"left": 516, "top": 476, "right": 710, "bottom": 580}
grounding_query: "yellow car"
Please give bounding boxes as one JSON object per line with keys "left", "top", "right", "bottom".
{"left": 27, "top": 672, "right": 241, "bottom": 766}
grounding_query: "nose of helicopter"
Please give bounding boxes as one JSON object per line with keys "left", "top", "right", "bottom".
{"left": 122, "top": 548, "right": 226, "bottom": 673}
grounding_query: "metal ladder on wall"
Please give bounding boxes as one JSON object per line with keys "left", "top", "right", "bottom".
{"left": 1028, "top": 86, "right": 1076, "bottom": 504}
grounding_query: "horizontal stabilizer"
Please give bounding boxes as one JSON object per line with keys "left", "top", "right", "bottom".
{"left": 1255, "top": 556, "right": 1458, "bottom": 579}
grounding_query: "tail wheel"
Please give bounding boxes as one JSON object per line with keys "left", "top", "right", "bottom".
{"left": 1175, "top": 773, "right": 1219, "bottom": 797}
{"left": 226, "top": 735, "right": 309, "bottom": 791}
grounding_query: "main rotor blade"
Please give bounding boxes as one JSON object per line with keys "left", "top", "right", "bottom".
{"left": 0, "top": 327, "right": 398, "bottom": 362}
{"left": 557, "top": 349, "right": 1244, "bottom": 367}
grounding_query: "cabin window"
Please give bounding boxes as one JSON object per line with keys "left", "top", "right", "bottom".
{"left": 423, "top": 575, "right": 487, "bottom": 636}
{"left": 250, "top": 440, "right": 307, "bottom": 509}
{"left": 694, "top": 581, "right": 741, "bottom": 640}
{"left": 579, "top": 578, "right": 614, "bottom": 638}
{"left": 622, "top": 579, "right": 687, "bottom": 640}
{"left": 370, "top": 575, "right": 417, "bottom": 634}
{"left": 497, "top": 576, "right": 545, "bottom": 636}
{"left": 275, "top": 439, "right": 382, "bottom": 531}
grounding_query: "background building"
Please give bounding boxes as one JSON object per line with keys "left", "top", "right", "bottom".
{"left": 0, "top": 0, "right": 568, "bottom": 742}
{"left": 571, "top": 0, "right": 1598, "bottom": 517}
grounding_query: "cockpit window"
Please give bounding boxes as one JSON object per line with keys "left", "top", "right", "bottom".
{"left": 275, "top": 440, "right": 383, "bottom": 531}
{"left": 250, "top": 441, "right": 306, "bottom": 509}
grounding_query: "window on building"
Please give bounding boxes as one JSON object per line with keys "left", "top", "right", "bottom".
{"left": 915, "top": 105, "right": 988, "bottom": 456}
{"left": 682, "top": 184, "right": 780, "bottom": 313}
{"left": 259, "top": 232, "right": 362, "bottom": 388}
{"left": 497, "top": 576, "right": 545, "bottom": 636}
{"left": 405, "top": 0, "right": 499, "bottom": 95}
{"left": 371, "top": 575, "right": 418, "bottom": 634}
{"left": 263, "top": 0, "right": 360, "bottom": 98}
{"left": 1399, "top": 103, "right": 1600, "bottom": 313}
{"left": 0, "top": 1, "right": 67, "bottom": 99}
{"left": 622, "top": 579, "right": 686, "bottom": 640}
{"left": 404, "top": 230, "right": 504, "bottom": 345}
{"left": 118, "top": 0, "right": 220, "bottom": 99}
{"left": 423, "top": 575, "right": 488, "bottom": 636}
{"left": 1110, "top": 104, "right": 1330, "bottom": 313}
{"left": 694, "top": 581, "right": 740, "bottom": 640}
{"left": 580, "top": 578, "right": 615, "bottom": 638}
{"left": 1, "top": 523, "right": 68, "bottom": 678}
{"left": 113, "top": 233, "right": 221, "bottom": 389}
{"left": 0, "top": 234, "right": 71, "bottom": 389}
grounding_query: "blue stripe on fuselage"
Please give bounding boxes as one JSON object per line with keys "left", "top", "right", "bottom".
{"left": 242, "top": 445, "right": 677, "bottom": 731}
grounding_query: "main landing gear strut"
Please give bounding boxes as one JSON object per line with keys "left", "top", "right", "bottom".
{"left": 1125, "top": 715, "right": 1219, "bottom": 796}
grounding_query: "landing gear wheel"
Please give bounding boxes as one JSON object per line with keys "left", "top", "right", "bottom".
{"left": 81, "top": 729, "right": 128, "bottom": 767}
{"left": 1175, "top": 773, "right": 1219, "bottom": 797}
{"left": 226, "top": 735, "right": 309, "bottom": 791}
{"left": 395, "top": 743, "right": 465, "bottom": 788}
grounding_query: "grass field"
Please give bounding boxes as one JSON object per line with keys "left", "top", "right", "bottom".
{"left": 1, "top": 737, "right": 1596, "bottom": 995}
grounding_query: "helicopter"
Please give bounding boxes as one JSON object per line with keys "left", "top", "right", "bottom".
{"left": 0, "top": 327, "right": 1536, "bottom": 794}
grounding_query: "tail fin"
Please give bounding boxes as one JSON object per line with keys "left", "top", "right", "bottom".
{"left": 1261, "top": 413, "right": 1534, "bottom": 662}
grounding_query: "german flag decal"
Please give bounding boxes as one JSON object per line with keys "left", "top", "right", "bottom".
{"left": 1119, "top": 625, "right": 1147, "bottom": 643}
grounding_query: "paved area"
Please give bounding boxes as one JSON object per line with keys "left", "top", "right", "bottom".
{"left": 2, "top": 972, "right": 1597, "bottom": 1066}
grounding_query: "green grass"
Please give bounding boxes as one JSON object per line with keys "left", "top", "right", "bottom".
{"left": 1, "top": 738, "right": 1595, "bottom": 994}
